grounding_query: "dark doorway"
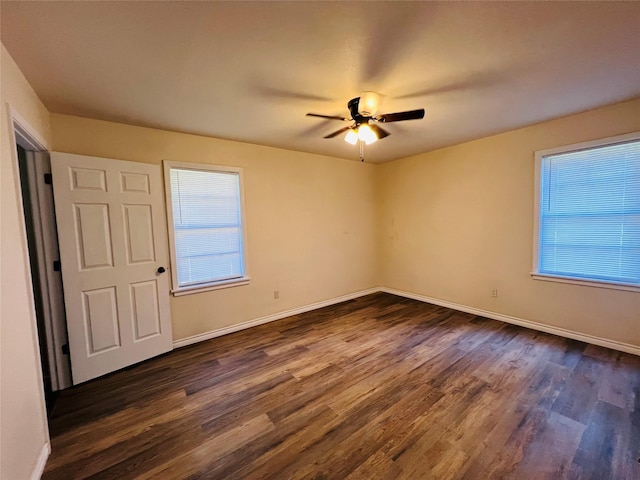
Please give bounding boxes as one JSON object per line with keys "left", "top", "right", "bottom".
{"left": 16, "top": 143, "right": 59, "bottom": 415}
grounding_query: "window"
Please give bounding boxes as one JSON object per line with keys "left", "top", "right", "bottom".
{"left": 164, "top": 161, "right": 248, "bottom": 295}
{"left": 533, "top": 133, "right": 640, "bottom": 290}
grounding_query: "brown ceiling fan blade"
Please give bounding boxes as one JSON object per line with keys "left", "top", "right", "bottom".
{"left": 306, "top": 113, "right": 349, "bottom": 121}
{"left": 376, "top": 109, "right": 425, "bottom": 123}
{"left": 369, "top": 124, "right": 390, "bottom": 140}
{"left": 323, "top": 126, "right": 351, "bottom": 139}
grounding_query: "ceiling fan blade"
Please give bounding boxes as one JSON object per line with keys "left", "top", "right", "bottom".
{"left": 369, "top": 124, "right": 390, "bottom": 140}
{"left": 323, "top": 126, "right": 351, "bottom": 139}
{"left": 306, "top": 113, "right": 349, "bottom": 121}
{"left": 376, "top": 109, "right": 425, "bottom": 123}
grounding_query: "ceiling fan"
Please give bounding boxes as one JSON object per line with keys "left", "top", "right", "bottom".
{"left": 306, "top": 92, "right": 425, "bottom": 157}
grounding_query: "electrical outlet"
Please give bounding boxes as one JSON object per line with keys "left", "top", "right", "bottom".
{"left": 491, "top": 288, "right": 498, "bottom": 298}
{"left": 273, "top": 290, "right": 279, "bottom": 300}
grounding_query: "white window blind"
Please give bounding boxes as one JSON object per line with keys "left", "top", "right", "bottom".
{"left": 169, "top": 167, "right": 245, "bottom": 287}
{"left": 538, "top": 139, "right": 640, "bottom": 285}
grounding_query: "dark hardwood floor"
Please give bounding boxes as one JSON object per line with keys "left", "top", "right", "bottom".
{"left": 43, "top": 293, "right": 640, "bottom": 479}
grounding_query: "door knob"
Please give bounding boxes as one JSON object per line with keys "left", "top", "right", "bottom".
{"left": 157, "top": 266, "right": 166, "bottom": 274}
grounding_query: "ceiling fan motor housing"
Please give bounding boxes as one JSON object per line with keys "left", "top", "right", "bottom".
{"left": 348, "top": 97, "right": 369, "bottom": 125}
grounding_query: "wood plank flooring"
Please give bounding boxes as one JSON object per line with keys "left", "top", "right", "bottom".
{"left": 43, "top": 293, "right": 640, "bottom": 479}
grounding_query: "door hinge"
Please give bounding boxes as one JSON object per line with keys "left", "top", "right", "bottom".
{"left": 44, "top": 173, "right": 53, "bottom": 185}
{"left": 61, "top": 344, "right": 70, "bottom": 355}
{"left": 53, "top": 260, "right": 61, "bottom": 271}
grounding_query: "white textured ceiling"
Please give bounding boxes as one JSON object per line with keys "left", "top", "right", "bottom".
{"left": 2, "top": 1, "right": 639, "bottom": 163}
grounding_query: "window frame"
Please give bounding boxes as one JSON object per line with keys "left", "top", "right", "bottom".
{"left": 531, "top": 131, "right": 640, "bottom": 292}
{"left": 163, "top": 160, "right": 250, "bottom": 296}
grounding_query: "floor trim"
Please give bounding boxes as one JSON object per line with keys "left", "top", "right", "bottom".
{"left": 382, "top": 287, "right": 640, "bottom": 356}
{"left": 31, "top": 442, "right": 50, "bottom": 480}
{"left": 173, "top": 288, "right": 381, "bottom": 348}
{"left": 173, "top": 286, "right": 639, "bottom": 356}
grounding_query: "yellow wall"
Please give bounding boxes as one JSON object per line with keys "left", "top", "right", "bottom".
{"left": 378, "top": 98, "right": 640, "bottom": 348}
{"left": 0, "top": 44, "right": 51, "bottom": 479}
{"left": 51, "top": 114, "right": 379, "bottom": 340}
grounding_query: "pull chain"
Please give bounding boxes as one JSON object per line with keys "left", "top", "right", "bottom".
{"left": 359, "top": 140, "right": 365, "bottom": 162}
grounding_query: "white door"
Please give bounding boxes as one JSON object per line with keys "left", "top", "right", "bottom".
{"left": 51, "top": 152, "right": 173, "bottom": 384}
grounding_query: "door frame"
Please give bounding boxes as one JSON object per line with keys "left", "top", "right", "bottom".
{"left": 10, "top": 106, "right": 72, "bottom": 391}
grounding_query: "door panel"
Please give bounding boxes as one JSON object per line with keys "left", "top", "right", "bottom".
{"left": 121, "top": 171, "right": 150, "bottom": 193}
{"left": 123, "top": 204, "right": 156, "bottom": 264}
{"left": 83, "top": 287, "right": 120, "bottom": 353}
{"left": 52, "top": 152, "right": 172, "bottom": 384}
{"left": 130, "top": 280, "right": 161, "bottom": 340}
{"left": 74, "top": 203, "right": 114, "bottom": 269}
{"left": 71, "top": 167, "right": 107, "bottom": 191}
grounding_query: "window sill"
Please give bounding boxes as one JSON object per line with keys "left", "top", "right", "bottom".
{"left": 171, "top": 277, "right": 251, "bottom": 297}
{"left": 531, "top": 273, "right": 640, "bottom": 293}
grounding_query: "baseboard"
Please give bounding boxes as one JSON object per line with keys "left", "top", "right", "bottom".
{"left": 173, "top": 287, "right": 381, "bottom": 348}
{"left": 31, "top": 442, "right": 50, "bottom": 480}
{"left": 173, "top": 285, "right": 639, "bottom": 356}
{"left": 381, "top": 287, "right": 640, "bottom": 356}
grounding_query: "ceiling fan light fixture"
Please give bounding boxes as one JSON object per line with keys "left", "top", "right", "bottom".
{"left": 344, "top": 129, "right": 359, "bottom": 145}
{"left": 358, "top": 124, "right": 378, "bottom": 145}
{"left": 359, "top": 91, "right": 381, "bottom": 116}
